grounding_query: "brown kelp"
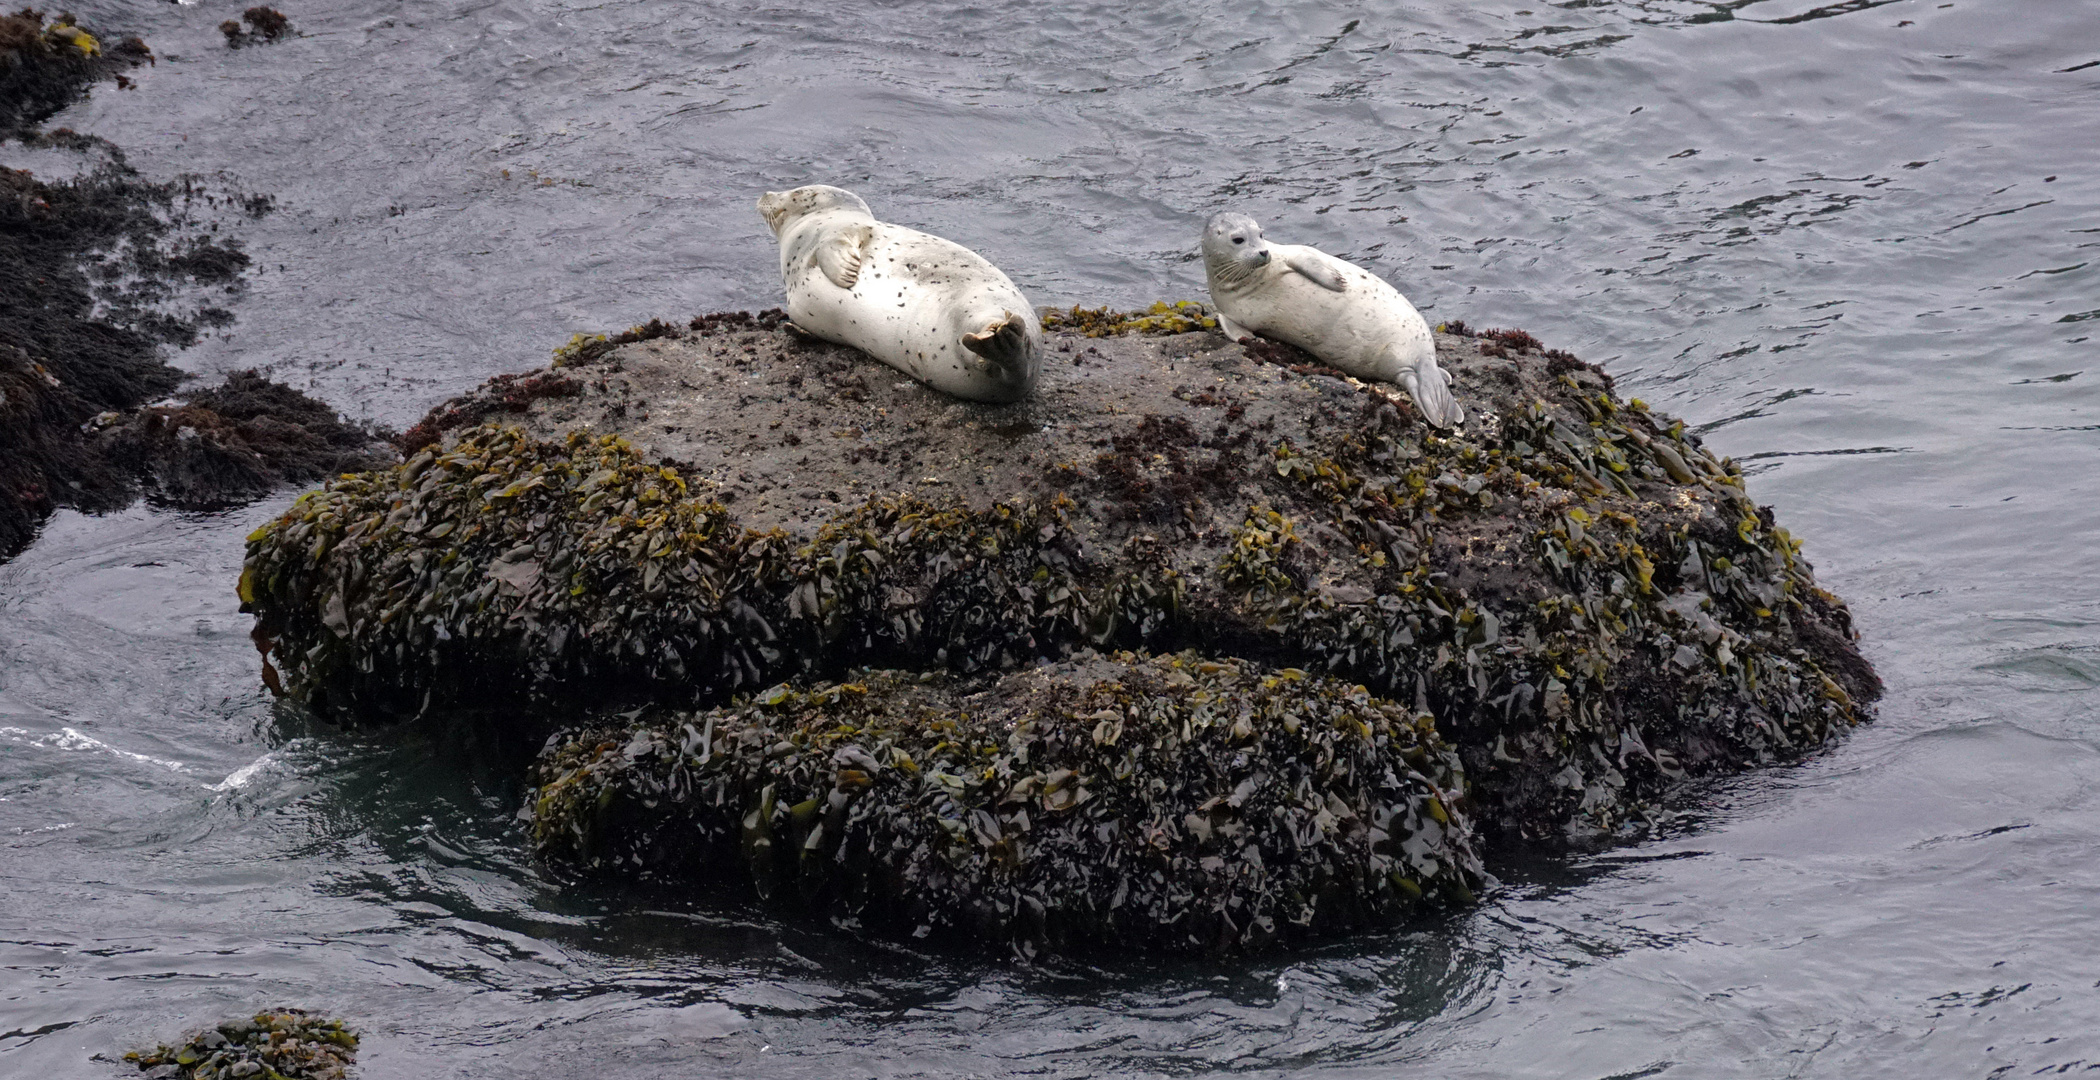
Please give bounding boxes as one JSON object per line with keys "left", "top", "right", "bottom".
{"left": 530, "top": 651, "right": 1480, "bottom": 955}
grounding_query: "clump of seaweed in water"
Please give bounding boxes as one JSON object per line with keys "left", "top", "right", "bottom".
{"left": 125, "top": 1009, "right": 355, "bottom": 1079}
{"left": 220, "top": 7, "right": 292, "bottom": 47}
{"left": 0, "top": 128, "right": 372, "bottom": 557}
{"left": 94, "top": 369, "right": 397, "bottom": 509}
{"left": 530, "top": 651, "right": 1482, "bottom": 956}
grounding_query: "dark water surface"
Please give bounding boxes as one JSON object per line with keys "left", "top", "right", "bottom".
{"left": 4, "top": 0, "right": 2097, "bottom": 1075}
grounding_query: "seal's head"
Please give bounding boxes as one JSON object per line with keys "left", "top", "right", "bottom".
{"left": 1202, "top": 211, "right": 1272, "bottom": 282}
{"left": 757, "top": 184, "right": 874, "bottom": 237}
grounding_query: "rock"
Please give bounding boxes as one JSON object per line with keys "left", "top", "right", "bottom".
{"left": 238, "top": 307, "right": 1879, "bottom": 948}
{"left": 125, "top": 1009, "right": 355, "bottom": 1080}
{"left": 532, "top": 652, "right": 1482, "bottom": 955}
{"left": 0, "top": 10, "right": 153, "bottom": 134}
{"left": 1, "top": 123, "right": 373, "bottom": 559}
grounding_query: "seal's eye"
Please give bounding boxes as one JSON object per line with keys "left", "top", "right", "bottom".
{"left": 1232, "top": 237, "right": 1244, "bottom": 245}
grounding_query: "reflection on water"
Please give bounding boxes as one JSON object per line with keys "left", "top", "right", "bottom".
{"left": 3, "top": 0, "right": 2097, "bottom": 1076}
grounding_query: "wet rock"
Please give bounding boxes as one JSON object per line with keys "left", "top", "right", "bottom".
{"left": 0, "top": 9, "right": 152, "bottom": 134}
{"left": 95, "top": 370, "right": 397, "bottom": 510}
{"left": 531, "top": 652, "right": 1481, "bottom": 955}
{"left": 1, "top": 111, "right": 375, "bottom": 556}
{"left": 125, "top": 1008, "right": 355, "bottom": 1080}
{"left": 241, "top": 309, "right": 1878, "bottom": 858}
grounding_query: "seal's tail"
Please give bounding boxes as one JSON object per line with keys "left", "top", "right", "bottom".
{"left": 962, "top": 310, "right": 1030, "bottom": 368}
{"left": 1400, "top": 353, "right": 1465, "bottom": 429}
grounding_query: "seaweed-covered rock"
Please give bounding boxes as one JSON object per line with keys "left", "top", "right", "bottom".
{"left": 0, "top": 127, "right": 376, "bottom": 556}
{"left": 95, "top": 370, "right": 397, "bottom": 509}
{"left": 531, "top": 651, "right": 1479, "bottom": 955}
{"left": 220, "top": 7, "right": 293, "bottom": 48}
{"left": 241, "top": 309, "right": 1877, "bottom": 852}
{"left": 125, "top": 1008, "right": 356, "bottom": 1080}
{"left": 0, "top": 9, "right": 153, "bottom": 134}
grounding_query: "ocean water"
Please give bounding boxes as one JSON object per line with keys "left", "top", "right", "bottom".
{"left": 2, "top": 0, "right": 2096, "bottom": 1075}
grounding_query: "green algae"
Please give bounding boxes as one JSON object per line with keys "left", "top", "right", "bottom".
{"left": 530, "top": 651, "right": 1480, "bottom": 956}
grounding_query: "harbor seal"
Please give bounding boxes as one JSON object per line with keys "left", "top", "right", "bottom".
{"left": 757, "top": 185, "right": 1041, "bottom": 403}
{"left": 1201, "top": 212, "right": 1462, "bottom": 428}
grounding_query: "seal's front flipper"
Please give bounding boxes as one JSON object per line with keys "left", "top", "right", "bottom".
{"left": 814, "top": 224, "right": 874, "bottom": 289}
{"left": 1283, "top": 253, "right": 1349, "bottom": 293}
{"left": 1217, "top": 312, "right": 1254, "bottom": 342}
{"left": 962, "top": 310, "right": 1029, "bottom": 367}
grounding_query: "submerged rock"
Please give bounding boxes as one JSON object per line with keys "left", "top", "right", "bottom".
{"left": 533, "top": 652, "right": 1480, "bottom": 955}
{"left": 125, "top": 1008, "right": 356, "bottom": 1080}
{"left": 239, "top": 307, "right": 1878, "bottom": 948}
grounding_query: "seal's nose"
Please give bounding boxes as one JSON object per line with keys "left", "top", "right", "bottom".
{"left": 1253, "top": 249, "right": 1271, "bottom": 267}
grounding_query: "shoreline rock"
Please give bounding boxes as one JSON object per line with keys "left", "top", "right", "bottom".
{"left": 239, "top": 308, "right": 1878, "bottom": 950}
{"left": 3, "top": 28, "right": 394, "bottom": 559}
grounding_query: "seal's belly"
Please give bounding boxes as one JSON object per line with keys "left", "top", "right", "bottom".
{"left": 1241, "top": 270, "right": 1422, "bottom": 380}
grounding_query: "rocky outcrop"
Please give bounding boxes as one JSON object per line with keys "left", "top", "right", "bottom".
{"left": 238, "top": 309, "right": 1878, "bottom": 952}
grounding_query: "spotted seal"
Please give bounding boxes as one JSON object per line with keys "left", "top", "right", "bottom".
{"left": 757, "top": 185, "right": 1041, "bottom": 403}
{"left": 1202, "top": 211, "right": 1462, "bottom": 428}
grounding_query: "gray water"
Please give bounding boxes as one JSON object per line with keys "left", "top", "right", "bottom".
{"left": 4, "top": 0, "right": 2097, "bottom": 1075}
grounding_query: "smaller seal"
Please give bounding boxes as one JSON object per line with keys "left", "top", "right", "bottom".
{"left": 757, "top": 185, "right": 1041, "bottom": 403}
{"left": 1202, "top": 212, "right": 1462, "bottom": 428}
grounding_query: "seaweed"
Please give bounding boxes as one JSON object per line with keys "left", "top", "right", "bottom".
{"left": 0, "top": 9, "right": 151, "bottom": 134}
{"left": 0, "top": 129, "right": 373, "bottom": 556}
{"left": 530, "top": 652, "right": 1481, "bottom": 956}
{"left": 1041, "top": 300, "right": 1218, "bottom": 337}
{"left": 126, "top": 1009, "right": 355, "bottom": 1080}
{"left": 220, "top": 7, "right": 293, "bottom": 48}
{"left": 95, "top": 370, "right": 396, "bottom": 509}
{"left": 239, "top": 424, "right": 1182, "bottom": 722}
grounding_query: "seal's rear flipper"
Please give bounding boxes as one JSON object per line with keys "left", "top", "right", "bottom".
{"left": 814, "top": 223, "right": 874, "bottom": 290}
{"left": 962, "top": 311, "right": 1029, "bottom": 367}
{"left": 1401, "top": 356, "right": 1464, "bottom": 429}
